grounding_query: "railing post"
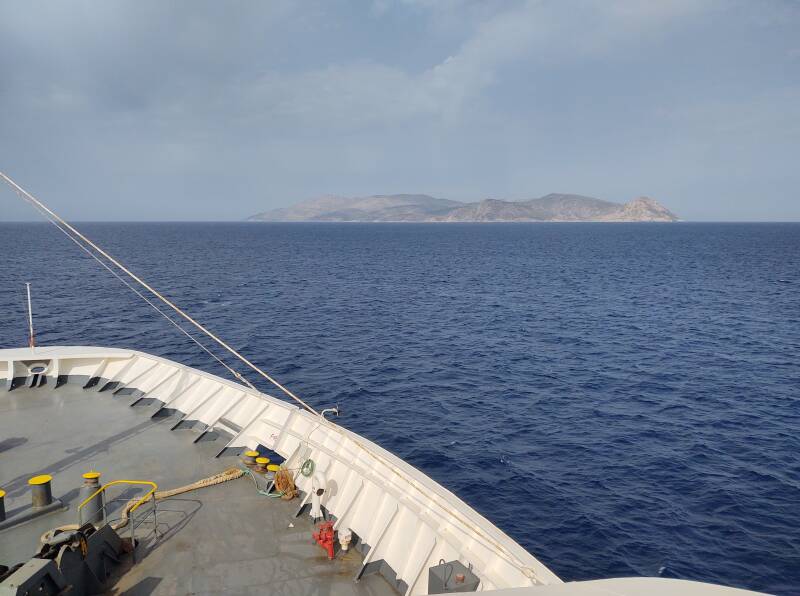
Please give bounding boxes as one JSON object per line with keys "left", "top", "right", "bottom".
{"left": 130, "top": 509, "right": 136, "bottom": 564}
{"left": 151, "top": 493, "right": 158, "bottom": 539}
{"left": 101, "top": 488, "right": 107, "bottom": 525}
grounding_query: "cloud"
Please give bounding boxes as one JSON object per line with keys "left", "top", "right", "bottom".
{"left": 1, "top": 0, "right": 798, "bottom": 221}
{"left": 1, "top": 0, "right": 723, "bottom": 130}
{"left": 240, "top": 63, "right": 435, "bottom": 130}
{"left": 246, "top": 0, "right": 724, "bottom": 124}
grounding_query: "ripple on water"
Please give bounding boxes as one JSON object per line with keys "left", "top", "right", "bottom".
{"left": 0, "top": 222, "right": 798, "bottom": 594}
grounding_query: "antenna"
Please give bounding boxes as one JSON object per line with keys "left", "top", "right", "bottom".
{"left": 25, "top": 282, "right": 35, "bottom": 349}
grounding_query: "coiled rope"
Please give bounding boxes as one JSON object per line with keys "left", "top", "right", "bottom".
{"left": 276, "top": 457, "right": 314, "bottom": 499}
{"left": 240, "top": 461, "right": 308, "bottom": 501}
{"left": 273, "top": 469, "right": 297, "bottom": 500}
{"left": 0, "top": 171, "right": 318, "bottom": 415}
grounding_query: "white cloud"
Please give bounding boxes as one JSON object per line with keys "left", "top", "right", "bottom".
{"left": 228, "top": 0, "right": 724, "bottom": 127}
{"left": 243, "top": 63, "right": 436, "bottom": 128}
{"left": 1, "top": 0, "right": 725, "bottom": 131}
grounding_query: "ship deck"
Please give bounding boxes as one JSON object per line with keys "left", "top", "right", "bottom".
{"left": 0, "top": 382, "right": 395, "bottom": 595}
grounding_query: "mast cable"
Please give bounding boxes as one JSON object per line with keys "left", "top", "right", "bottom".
{"left": 0, "top": 171, "right": 317, "bottom": 414}
{"left": 30, "top": 203, "right": 256, "bottom": 390}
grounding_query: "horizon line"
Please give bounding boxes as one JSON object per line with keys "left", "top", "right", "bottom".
{"left": 2, "top": 219, "right": 800, "bottom": 224}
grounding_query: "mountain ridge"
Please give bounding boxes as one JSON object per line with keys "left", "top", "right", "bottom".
{"left": 248, "top": 193, "right": 678, "bottom": 222}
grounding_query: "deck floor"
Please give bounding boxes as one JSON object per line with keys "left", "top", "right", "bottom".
{"left": 0, "top": 382, "right": 395, "bottom": 595}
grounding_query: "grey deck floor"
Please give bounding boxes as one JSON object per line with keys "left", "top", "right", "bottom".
{"left": 0, "top": 383, "right": 395, "bottom": 596}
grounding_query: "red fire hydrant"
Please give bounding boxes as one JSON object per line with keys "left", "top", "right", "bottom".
{"left": 312, "top": 521, "right": 336, "bottom": 560}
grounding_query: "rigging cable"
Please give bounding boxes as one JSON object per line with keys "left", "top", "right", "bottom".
{"left": 30, "top": 201, "right": 256, "bottom": 390}
{"left": 0, "top": 171, "right": 317, "bottom": 414}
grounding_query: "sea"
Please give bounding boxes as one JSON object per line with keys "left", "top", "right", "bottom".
{"left": 1, "top": 221, "right": 798, "bottom": 594}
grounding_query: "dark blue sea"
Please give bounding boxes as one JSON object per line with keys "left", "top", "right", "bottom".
{"left": 1, "top": 222, "right": 798, "bottom": 594}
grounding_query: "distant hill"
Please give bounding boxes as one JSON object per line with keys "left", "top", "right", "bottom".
{"left": 249, "top": 194, "right": 461, "bottom": 222}
{"left": 247, "top": 193, "right": 678, "bottom": 222}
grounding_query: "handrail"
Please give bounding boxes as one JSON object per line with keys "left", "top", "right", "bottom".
{"left": 76, "top": 479, "right": 159, "bottom": 564}
{"left": 78, "top": 479, "right": 158, "bottom": 519}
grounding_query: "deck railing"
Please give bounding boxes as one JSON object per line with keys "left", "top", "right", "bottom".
{"left": 77, "top": 479, "right": 158, "bottom": 562}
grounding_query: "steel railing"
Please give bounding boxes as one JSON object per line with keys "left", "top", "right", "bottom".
{"left": 77, "top": 479, "right": 158, "bottom": 562}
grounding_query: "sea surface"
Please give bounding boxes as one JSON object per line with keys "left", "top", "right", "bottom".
{"left": 1, "top": 222, "right": 798, "bottom": 594}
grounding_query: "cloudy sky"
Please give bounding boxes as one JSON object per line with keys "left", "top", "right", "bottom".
{"left": 1, "top": 0, "right": 798, "bottom": 221}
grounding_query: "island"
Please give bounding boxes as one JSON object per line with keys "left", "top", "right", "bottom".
{"left": 247, "top": 193, "right": 678, "bottom": 223}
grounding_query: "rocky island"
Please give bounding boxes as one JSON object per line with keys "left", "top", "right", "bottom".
{"left": 247, "top": 193, "right": 678, "bottom": 222}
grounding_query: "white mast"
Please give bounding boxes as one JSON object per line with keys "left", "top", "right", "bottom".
{"left": 25, "top": 282, "right": 35, "bottom": 349}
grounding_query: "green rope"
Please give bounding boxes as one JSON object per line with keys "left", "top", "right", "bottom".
{"left": 241, "top": 466, "right": 284, "bottom": 499}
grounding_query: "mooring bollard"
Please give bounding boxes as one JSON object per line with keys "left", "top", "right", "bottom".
{"left": 28, "top": 474, "right": 54, "bottom": 508}
{"left": 78, "top": 471, "right": 104, "bottom": 524}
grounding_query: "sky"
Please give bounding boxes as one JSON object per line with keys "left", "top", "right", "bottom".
{"left": 0, "top": 0, "right": 799, "bottom": 221}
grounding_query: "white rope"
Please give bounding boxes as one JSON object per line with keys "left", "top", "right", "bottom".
{"left": 0, "top": 171, "right": 318, "bottom": 415}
